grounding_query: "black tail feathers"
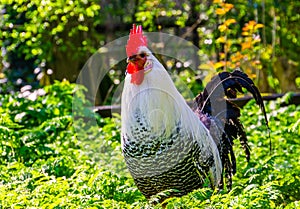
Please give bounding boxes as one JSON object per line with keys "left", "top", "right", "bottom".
{"left": 195, "top": 69, "right": 269, "bottom": 189}
{"left": 196, "top": 69, "right": 268, "bottom": 126}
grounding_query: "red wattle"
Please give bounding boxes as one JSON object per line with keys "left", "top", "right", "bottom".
{"left": 131, "top": 70, "right": 144, "bottom": 85}
{"left": 126, "top": 62, "right": 145, "bottom": 85}
{"left": 127, "top": 62, "right": 138, "bottom": 74}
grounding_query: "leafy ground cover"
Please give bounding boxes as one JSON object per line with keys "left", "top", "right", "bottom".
{"left": 0, "top": 81, "right": 299, "bottom": 208}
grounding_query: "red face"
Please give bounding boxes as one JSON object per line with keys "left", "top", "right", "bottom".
{"left": 126, "top": 52, "right": 147, "bottom": 85}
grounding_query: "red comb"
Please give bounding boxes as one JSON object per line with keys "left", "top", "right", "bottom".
{"left": 126, "top": 24, "right": 148, "bottom": 57}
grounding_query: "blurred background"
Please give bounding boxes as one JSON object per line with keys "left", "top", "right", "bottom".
{"left": 1, "top": 0, "right": 299, "bottom": 105}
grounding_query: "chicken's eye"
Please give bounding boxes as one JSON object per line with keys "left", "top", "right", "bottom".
{"left": 139, "top": 53, "right": 146, "bottom": 58}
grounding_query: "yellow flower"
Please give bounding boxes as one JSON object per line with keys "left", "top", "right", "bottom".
{"left": 216, "top": 36, "right": 226, "bottom": 43}
{"left": 224, "top": 3, "right": 234, "bottom": 10}
{"left": 241, "top": 41, "right": 252, "bottom": 50}
{"left": 213, "top": 0, "right": 223, "bottom": 4}
{"left": 215, "top": 3, "right": 234, "bottom": 15}
{"left": 224, "top": 18, "right": 236, "bottom": 26}
{"left": 216, "top": 8, "right": 226, "bottom": 15}
{"left": 218, "top": 24, "right": 227, "bottom": 32}
{"left": 231, "top": 52, "right": 244, "bottom": 63}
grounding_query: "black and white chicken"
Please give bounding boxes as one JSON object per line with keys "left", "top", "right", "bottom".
{"left": 121, "top": 24, "right": 268, "bottom": 201}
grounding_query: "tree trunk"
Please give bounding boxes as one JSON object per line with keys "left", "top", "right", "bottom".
{"left": 273, "top": 56, "right": 299, "bottom": 92}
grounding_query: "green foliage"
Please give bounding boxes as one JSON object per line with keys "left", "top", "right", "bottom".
{"left": 0, "top": 80, "right": 299, "bottom": 208}
{"left": 0, "top": 81, "right": 84, "bottom": 167}
{"left": 1, "top": 0, "right": 300, "bottom": 103}
{"left": 0, "top": 80, "right": 144, "bottom": 207}
{"left": 135, "top": 0, "right": 185, "bottom": 31}
{"left": 0, "top": 0, "right": 103, "bottom": 92}
{"left": 172, "top": 69, "right": 204, "bottom": 100}
{"left": 0, "top": 0, "right": 101, "bottom": 60}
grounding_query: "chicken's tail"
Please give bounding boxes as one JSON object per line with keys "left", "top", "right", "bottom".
{"left": 194, "top": 69, "right": 269, "bottom": 189}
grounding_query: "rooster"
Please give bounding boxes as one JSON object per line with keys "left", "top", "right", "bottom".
{"left": 121, "top": 24, "right": 268, "bottom": 202}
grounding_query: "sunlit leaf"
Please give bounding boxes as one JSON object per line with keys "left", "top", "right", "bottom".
{"left": 242, "top": 31, "right": 249, "bottom": 36}
{"left": 213, "top": 61, "right": 225, "bottom": 69}
{"left": 198, "top": 63, "right": 214, "bottom": 71}
{"left": 254, "top": 23, "right": 264, "bottom": 29}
